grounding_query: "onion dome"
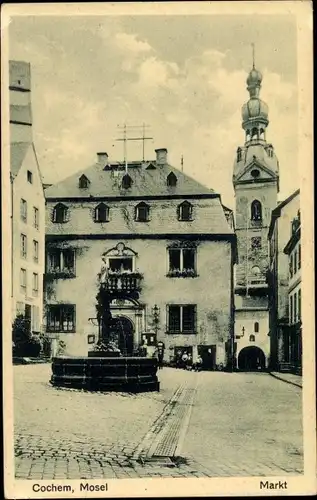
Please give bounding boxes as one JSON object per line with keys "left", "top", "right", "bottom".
{"left": 246, "top": 68, "right": 263, "bottom": 87}
{"left": 242, "top": 98, "right": 269, "bottom": 122}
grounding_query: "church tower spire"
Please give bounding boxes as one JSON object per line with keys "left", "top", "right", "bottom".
{"left": 232, "top": 56, "right": 280, "bottom": 372}
{"left": 241, "top": 53, "right": 269, "bottom": 144}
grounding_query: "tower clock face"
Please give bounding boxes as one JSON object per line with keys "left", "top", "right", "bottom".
{"left": 251, "top": 169, "right": 260, "bottom": 178}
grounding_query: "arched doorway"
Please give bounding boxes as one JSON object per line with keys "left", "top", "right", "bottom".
{"left": 112, "top": 316, "right": 134, "bottom": 356}
{"left": 238, "top": 346, "right": 266, "bottom": 371}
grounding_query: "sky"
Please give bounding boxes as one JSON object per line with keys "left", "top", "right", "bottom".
{"left": 9, "top": 13, "right": 298, "bottom": 208}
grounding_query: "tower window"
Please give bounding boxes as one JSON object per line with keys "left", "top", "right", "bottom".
{"left": 94, "top": 203, "right": 109, "bottom": 223}
{"left": 135, "top": 202, "right": 150, "bottom": 222}
{"left": 249, "top": 334, "right": 255, "bottom": 342}
{"left": 52, "top": 203, "right": 69, "bottom": 223}
{"left": 79, "top": 174, "right": 90, "bottom": 189}
{"left": 251, "top": 127, "right": 258, "bottom": 140}
{"left": 237, "top": 148, "right": 242, "bottom": 161}
{"left": 177, "top": 201, "right": 193, "bottom": 221}
{"left": 167, "top": 172, "right": 177, "bottom": 187}
{"left": 121, "top": 173, "right": 132, "bottom": 189}
{"left": 251, "top": 200, "right": 262, "bottom": 221}
{"left": 254, "top": 322, "right": 259, "bottom": 333}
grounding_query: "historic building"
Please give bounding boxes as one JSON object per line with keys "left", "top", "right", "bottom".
{"left": 283, "top": 210, "right": 302, "bottom": 374}
{"left": 232, "top": 64, "right": 279, "bottom": 370}
{"left": 267, "top": 189, "right": 300, "bottom": 371}
{"left": 44, "top": 148, "right": 236, "bottom": 368}
{"left": 10, "top": 61, "right": 45, "bottom": 333}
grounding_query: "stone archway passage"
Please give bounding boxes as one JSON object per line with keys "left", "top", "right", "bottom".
{"left": 238, "top": 346, "right": 266, "bottom": 371}
{"left": 112, "top": 316, "right": 134, "bottom": 356}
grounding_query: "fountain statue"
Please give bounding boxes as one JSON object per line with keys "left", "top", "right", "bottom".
{"left": 50, "top": 262, "right": 159, "bottom": 392}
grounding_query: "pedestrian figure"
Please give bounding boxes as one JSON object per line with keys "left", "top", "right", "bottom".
{"left": 186, "top": 353, "right": 193, "bottom": 370}
{"left": 194, "top": 355, "right": 203, "bottom": 372}
{"left": 181, "top": 351, "right": 188, "bottom": 369}
{"left": 176, "top": 349, "right": 182, "bottom": 368}
{"left": 157, "top": 341, "right": 165, "bottom": 370}
{"left": 141, "top": 338, "right": 148, "bottom": 357}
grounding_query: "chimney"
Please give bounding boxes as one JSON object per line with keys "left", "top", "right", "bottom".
{"left": 155, "top": 148, "right": 168, "bottom": 165}
{"left": 97, "top": 152, "right": 109, "bottom": 166}
{"left": 9, "top": 61, "right": 32, "bottom": 142}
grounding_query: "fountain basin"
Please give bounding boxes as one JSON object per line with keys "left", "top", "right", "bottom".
{"left": 50, "top": 356, "right": 160, "bottom": 392}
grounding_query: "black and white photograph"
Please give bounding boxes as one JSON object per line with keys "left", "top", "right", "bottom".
{"left": 2, "top": 2, "right": 315, "bottom": 498}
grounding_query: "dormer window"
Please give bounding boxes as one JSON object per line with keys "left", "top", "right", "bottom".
{"left": 79, "top": 174, "right": 90, "bottom": 189}
{"left": 122, "top": 173, "right": 132, "bottom": 189}
{"left": 251, "top": 200, "right": 262, "bottom": 222}
{"left": 135, "top": 202, "right": 150, "bottom": 222}
{"left": 267, "top": 145, "right": 274, "bottom": 158}
{"left": 167, "top": 172, "right": 177, "bottom": 187}
{"left": 237, "top": 148, "right": 242, "bottom": 162}
{"left": 52, "top": 203, "right": 69, "bottom": 223}
{"left": 146, "top": 162, "right": 156, "bottom": 170}
{"left": 178, "top": 201, "right": 193, "bottom": 221}
{"left": 94, "top": 203, "right": 109, "bottom": 223}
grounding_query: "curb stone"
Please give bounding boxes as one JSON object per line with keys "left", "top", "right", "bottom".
{"left": 268, "top": 371, "right": 302, "bottom": 388}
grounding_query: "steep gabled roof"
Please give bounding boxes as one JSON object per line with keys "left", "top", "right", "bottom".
{"left": 10, "top": 141, "right": 31, "bottom": 178}
{"left": 44, "top": 160, "right": 216, "bottom": 200}
{"left": 268, "top": 188, "right": 300, "bottom": 239}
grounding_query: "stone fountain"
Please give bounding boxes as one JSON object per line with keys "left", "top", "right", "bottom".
{"left": 50, "top": 268, "right": 160, "bottom": 392}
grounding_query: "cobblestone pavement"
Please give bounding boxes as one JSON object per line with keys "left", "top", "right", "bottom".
{"left": 14, "top": 365, "right": 303, "bottom": 479}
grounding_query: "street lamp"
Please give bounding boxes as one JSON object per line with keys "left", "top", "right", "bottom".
{"left": 152, "top": 305, "right": 160, "bottom": 337}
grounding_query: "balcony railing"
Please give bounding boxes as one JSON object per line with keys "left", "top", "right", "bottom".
{"left": 101, "top": 271, "right": 143, "bottom": 293}
{"left": 236, "top": 275, "right": 267, "bottom": 289}
{"left": 247, "top": 276, "right": 267, "bottom": 286}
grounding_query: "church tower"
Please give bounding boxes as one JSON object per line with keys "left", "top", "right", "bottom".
{"left": 233, "top": 59, "right": 279, "bottom": 370}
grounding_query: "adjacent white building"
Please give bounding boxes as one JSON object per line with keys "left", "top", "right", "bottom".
{"left": 10, "top": 61, "right": 45, "bottom": 334}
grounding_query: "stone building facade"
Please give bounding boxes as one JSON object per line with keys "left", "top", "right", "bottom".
{"left": 283, "top": 211, "right": 302, "bottom": 374}
{"left": 232, "top": 65, "right": 279, "bottom": 370}
{"left": 267, "top": 189, "right": 300, "bottom": 371}
{"left": 10, "top": 61, "right": 45, "bottom": 334}
{"left": 44, "top": 149, "right": 236, "bottom": 368}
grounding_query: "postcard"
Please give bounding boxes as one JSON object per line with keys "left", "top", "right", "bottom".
{"left": 2, "top": 1, "right": 315, "bottom": 498}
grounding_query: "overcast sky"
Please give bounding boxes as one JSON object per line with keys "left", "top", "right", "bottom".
{"left": 9, "top": 14, "right": 298, "bottom": 208}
